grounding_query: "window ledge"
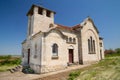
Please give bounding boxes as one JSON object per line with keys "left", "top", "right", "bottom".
{"left": 52, "top": 55, "right": 59, "bottom": 59}
{"left": 89, "top": 52, "right": 96, "bottom": 54}
{"left": 66, "top": 42, "right": 76, "bottom": 44}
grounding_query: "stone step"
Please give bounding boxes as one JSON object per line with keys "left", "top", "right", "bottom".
{"left": 8, "top": 65, "right": 23, "bottom": 73}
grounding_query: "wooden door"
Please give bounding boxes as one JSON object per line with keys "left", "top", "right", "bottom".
{"left": 28, "top": 49, "right": 30, "bottom": 64}
{"left": 69, "top": 49, "right": 74, "bottom": 63}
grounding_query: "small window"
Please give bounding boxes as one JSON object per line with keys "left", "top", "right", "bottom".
{"left": 66, "top": 37, "right": 69, "bottom": 42}
{"left": 73, "top": 38, "right": 76, "bottom": 43}
{"left": 46, "top": 10, "right": 51, "bottom": 17}
{"left": 69, "top": 37, "right": 72, "bottom": 42}
{"left": 100, "top": 43, "right": 102, "bottom": 47}
{"left": 38, "top": 8, "right": 43, "bottom": 15}
{"left": 52, "top": 43, "right": 58, "bottom": 56}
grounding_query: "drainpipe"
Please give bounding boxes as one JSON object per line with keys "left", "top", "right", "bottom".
{"left": 77, "top": 30, "right": 83, "bottom": 64}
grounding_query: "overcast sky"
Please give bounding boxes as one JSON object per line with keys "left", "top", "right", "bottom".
{"left": 0, "top": 0, "right": 120, "bottom": 55}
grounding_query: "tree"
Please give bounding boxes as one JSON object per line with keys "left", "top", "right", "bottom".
{"left": 104, "top": 49, "right": 115, "bottom": 55}
{"left": 115, "top": 48, "right": 120, "bottom": 53}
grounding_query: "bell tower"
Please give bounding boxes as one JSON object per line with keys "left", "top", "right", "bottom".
{"left": 27, "top": 5, "right": 56, "bottom": 37}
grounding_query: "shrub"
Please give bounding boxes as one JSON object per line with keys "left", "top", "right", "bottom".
{"left": 0, "top": 55, "right": 11, "bottom": 59}
{"left": 68, "top": 71, "right": 81, "bottom": 80}
{"left": 22, "top": 66, "right": 34, "bottom": 74}
{"left": 115, "top": 48, "right": 120, "bottom": 54}
{"left": 0, "top": 55, "right": 21, "bottom": 66}
{"left": 104, "top": 49, "right": 115, "bottom": 55}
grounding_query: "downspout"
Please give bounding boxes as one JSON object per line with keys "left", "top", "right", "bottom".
{"left": 77, "top": 29, "right": 83, "bottom": 64}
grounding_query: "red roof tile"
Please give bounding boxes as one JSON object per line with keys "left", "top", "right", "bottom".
{"left": 56, "top": 24, "right": 82, "bottom": 31}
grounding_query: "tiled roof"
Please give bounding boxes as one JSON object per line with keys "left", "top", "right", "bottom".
{"left": 72, "top": 24, "right": 83, "bottom": 30}
{"left": 56, "top": 24, "right": 82, "bottom": 31}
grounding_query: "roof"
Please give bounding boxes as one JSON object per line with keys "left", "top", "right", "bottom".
{"left": 55, "top": 17, "right": 99, "bottom": 34}
{"left": 56, "top": 24, "right": 83, "bottom": 31}
{"left": 27, "top": 4, "right": 56, "bottom": 16}
{"left": 44, "top": 28, "right": 67, "bottom": 39}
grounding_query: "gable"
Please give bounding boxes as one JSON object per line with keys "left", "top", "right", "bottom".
{"left": 82, "top": 17, "right": 99, "bottom": 34}
{"left": 88, "top": 18, "right": 99, "bottom": 33}
{"left": 44, "top": 28, "right": 67, "bottom": 39}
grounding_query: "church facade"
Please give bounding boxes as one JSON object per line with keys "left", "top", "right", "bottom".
{"left": 22, "top": 5, "right": 104, "bottom": 73}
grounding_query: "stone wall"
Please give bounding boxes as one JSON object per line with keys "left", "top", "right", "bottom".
{"left": 40, "top": 30, "right": 79, "bottom": 73}
{"left": 40, "top": 65, "right": 67, "bottom": 73}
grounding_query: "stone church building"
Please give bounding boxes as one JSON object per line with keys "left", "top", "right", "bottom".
{"left": 22, "top": 5, "right": 104, "bottom": 73}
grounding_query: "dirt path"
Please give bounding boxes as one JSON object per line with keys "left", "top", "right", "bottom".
{"left": 34, "top": 64, "right": 91, "bottom": 80}
{"left": 34, "top": 71, "right": 71, "bottom": 80}
{"left": 0, "top": 64, "right": 91, "bottom": 80}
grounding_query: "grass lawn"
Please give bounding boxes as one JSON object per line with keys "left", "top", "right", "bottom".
{"left": 0, "top": 55, "right": 21, "bottom": 72}
{"left": 0, "top": 65, "right": 18, "bottom": 72}
{"left": 68, "top": 55, "right": 120, "bottom": 80}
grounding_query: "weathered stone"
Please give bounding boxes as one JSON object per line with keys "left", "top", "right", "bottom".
{"left": 22, "top": 5, "right": 104, "bottom": 74}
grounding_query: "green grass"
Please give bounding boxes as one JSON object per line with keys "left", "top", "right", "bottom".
{"left": 68, "top": 53, "right": 120, "bottom": 80}
{"left": 0, "top": 55, "right": 21, "bottom": 72}
{"left": 0, "top": 65, "right": 18, "bottom": 72}
{"left": 105, "top": 53, "right": 120, "bottom": 57}
{"left": 68, "top": 71, "right": 81, "bottom": 80}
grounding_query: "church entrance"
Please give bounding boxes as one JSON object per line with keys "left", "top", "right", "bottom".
{"left": 28, "top": 49, "right": 30, "bottom": 64}
{"left": 69, "top": 49, "right": 74, "bottom": 63}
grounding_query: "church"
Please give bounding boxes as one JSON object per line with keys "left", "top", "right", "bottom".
{"left": 22, "top": 4, "right": 104, "bottom": 73}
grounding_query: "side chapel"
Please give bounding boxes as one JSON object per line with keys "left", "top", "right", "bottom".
{"left": 22, "top": 5, "right": 104, "bottom": 73}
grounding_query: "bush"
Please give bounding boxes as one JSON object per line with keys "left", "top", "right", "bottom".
{"left": 104, "top": 48, "right": 120, "bottom": 57}
{"left": 0, "top": 55, "right": 11, "bottom": 59}
{"left": 68, "top": 71, "right": 81, "bottom": 80}
{"left": 104, "top": 49, "right": 115, "bottom": 55}
{"left": 22, "top": 66, "right": 34, "bottom": 74}
{"left": 115, "top": 48, "right": 120, "bottom": 53}
{"left": 105, "top": 53, "right": 120, "bottom": 57}
{"left": 0, "top": 55, "right": 21, "bottom": 66}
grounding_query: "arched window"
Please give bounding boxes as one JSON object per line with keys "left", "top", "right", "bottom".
{"left": 73, "top": 38, "right": 76, "bottom": 43}
{"left": 90, "top": 36, "right": 93, "bottom": 52}
{"left": 69, "top": 37, "right": 72, "bottom": 42}
{"left": 88, "top": 36, "right": 96, "bottom": 54}
{"left": 52, "top": 43, "right": 58, "bottom": 56}
{"left": 93, "top": 40, "right": 96, "bottom": 53}
{"left": 88, "top": 39, "right": 90, "bottom": 53}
